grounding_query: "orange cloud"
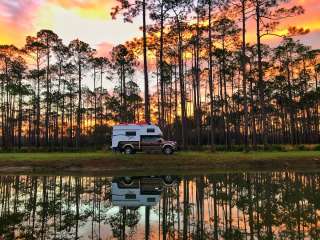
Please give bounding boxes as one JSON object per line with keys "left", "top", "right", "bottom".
{"left": 49, "top": 0, "right": 116, "bottom": 19}
{"left": 243, "top": 0, "right": 320, "bottom": 47}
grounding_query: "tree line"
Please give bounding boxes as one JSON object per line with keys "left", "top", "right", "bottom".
{"left": 0, "top": 0, "right": 319, "bottom": 150}
{"left": 0, "top": 31, "right": 143, "bottom": 150}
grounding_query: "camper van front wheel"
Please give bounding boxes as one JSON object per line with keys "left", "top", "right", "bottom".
{"left": 124, "top": 146, "right": 134, "bottom": 154}
{"left": 163, "top": 146, "right": 173, "bottom": 155}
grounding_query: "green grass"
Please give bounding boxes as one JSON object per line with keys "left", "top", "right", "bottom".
{"left": 1, "top": 150, "right": 319, "bottom": 162}
{"left": 0, "top": 150, "right": 319, "bottom": 175}
{"left": 0, "top": 152, "right": 113, "bottom": 161}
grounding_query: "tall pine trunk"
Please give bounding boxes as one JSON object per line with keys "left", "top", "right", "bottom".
{"left": 100, "top": 65, "right": 103, "bottom": 126}
{"left": 159, "top": 3, "right": 165, "bottom": 128}
{"left": 76, "top": 54, "right": 82, "bottom": 149}
{"left": 177, "top": 19, "right": 187, "bottom": 149}
{"left": 241, "top": 0, "right": 249, "bottom": 151}
{"left": 195, "top": 8, "right": 201, "bottom": 147}
{"left": 18, "top": 74, "right": 22, "bottom": 149}
{"left": 143, "top": 0, "right": 150, "bottom": 122}
{"left": 36, "top": 49, "right": 41, "bottom": 148}
{"left": 45, "top": 36, "right": 50, "bottom": 147}
{"left": 255, "top": 0, "right": 267, "bottom": 146}
{"left": 208, "top": 0, "right": 215, "bottom": 151}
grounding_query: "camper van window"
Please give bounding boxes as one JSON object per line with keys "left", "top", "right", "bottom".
{"left": 141, "top": 135, "right": 161, "bottom": 142}
{"left": 147, "top": 128, "right": 155, "bottom": 133}
{"left": 125, "top": 131, "right": 136, "bottom": 136}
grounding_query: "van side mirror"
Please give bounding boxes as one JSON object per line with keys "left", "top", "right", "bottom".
{"left": 158, "top": 139, "right": 162, "bottom": 143}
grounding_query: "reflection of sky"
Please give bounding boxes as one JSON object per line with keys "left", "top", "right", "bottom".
{"left": 79, "top": 205, "right": 161, "bottom": 239}
{"left": 78, "top": 177, "right": 163, "bottom": 239}
{"left": 2, "top": 174, "right": 320, "bottom": 239}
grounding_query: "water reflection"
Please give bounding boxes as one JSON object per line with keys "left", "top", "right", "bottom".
{"left": 111, "top": 176, "right": 176, "bottom": 208}
{"left": 0, "top": 172, "right": 319, "bottom": 239}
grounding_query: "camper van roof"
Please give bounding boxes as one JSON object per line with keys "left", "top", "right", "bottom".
{"left": 117, "top": 122, "right": 151, "bottom": 126}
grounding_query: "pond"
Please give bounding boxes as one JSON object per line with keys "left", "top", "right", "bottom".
{"left": 0, "top": 172, "right": 319, "bottom": 239}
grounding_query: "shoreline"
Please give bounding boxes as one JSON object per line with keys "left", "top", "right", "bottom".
{"left": 0, "top": 151, "right": 319, "bottom": 175}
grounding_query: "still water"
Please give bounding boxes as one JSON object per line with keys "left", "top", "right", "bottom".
{"left": 0, "top": 172, "right": 319, "bottom": 240}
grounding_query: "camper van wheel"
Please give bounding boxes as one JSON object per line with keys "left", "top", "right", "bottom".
{"left": 163, "top": 146, "right": 173, "bottom": 155}
{"left": 124, "top": 146, "right": 134, "bottom": 154}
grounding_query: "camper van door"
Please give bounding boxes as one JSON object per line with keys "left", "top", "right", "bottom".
{"left": 140, "top": 135, "right": 161, "bottom": 151}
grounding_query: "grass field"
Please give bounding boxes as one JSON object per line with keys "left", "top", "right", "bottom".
{"left": 0, "top": 150, "right": 319, "bottom": 175}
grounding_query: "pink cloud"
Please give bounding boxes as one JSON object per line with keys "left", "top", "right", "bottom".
{"left": 297, "top": 30, "right": 320, "bottom": 49}
{"left": 0, "top": 0, "right": 44, "bottom": 30}
{"left": 96, "top": 42, "right": 114, "bottom": 57}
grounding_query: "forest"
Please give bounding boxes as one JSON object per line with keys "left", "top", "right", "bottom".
{"left": 0, "top": 0, "right": 319, "bottom": 151}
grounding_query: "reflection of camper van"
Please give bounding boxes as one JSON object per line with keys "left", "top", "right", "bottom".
{"left": 111, "top": 123, "right": 177, "bottom": 154}
{"left": 111, "top": 176, "right": 177, "bottom": 208}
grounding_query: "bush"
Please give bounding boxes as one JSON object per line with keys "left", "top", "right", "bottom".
{"left": 314, "top": 144, "right": 320, "bottom": 151}
{"left": 297, "top": 144, "right": 306, "bottom": 151}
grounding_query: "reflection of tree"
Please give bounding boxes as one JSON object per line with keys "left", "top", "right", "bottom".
{"left": 1, "top": 173, "right": 320, "bottom": 239}
{"left": 0, "top": 176, "right": 112, "bottom": 239}
{"left": 173, "top": 173, "right": 320, "bottom": 239}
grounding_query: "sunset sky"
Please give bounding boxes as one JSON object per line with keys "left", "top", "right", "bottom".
{"left": 0, "top": 0, "right": 319, "bottom": 57}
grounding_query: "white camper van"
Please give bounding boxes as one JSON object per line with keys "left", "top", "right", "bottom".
{"left": 111, "top": 122, "right": 177, "bottom": 154}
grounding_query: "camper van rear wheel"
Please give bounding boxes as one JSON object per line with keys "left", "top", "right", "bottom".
{"left": 163, "top": 146, "right": 173, "bottom": 155}
{"left": 124, "top": 146, "right": 134, "bottom": 154}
